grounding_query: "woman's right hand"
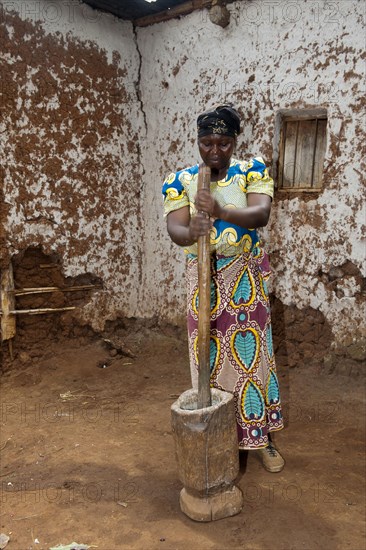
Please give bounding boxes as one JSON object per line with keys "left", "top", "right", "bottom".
{"left": 167, "top": 206, "right": 212, "bottom": 247}
{"left": 188, "top": 212, "right": 212, "bottom": 241}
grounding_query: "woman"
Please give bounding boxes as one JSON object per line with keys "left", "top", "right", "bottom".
{"left": 162, "top": 105, "right": 284, "bottom": 472}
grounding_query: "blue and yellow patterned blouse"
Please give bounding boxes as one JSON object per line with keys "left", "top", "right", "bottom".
{"left": 162, "top": 157, "right": 274, "bottom": 257}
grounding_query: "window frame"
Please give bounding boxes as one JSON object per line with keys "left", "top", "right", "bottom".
{"left": 273, "top": 109, "right": 328, "bottom": 192}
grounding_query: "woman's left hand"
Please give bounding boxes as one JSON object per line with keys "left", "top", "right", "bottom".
{"left": 194, "top": 189, "right": 222, "bottom": 219}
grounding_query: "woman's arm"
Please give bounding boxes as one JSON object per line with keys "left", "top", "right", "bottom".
{"left": 166, "top": 190, "right": 271, "bottom": 247}
{"left": 167, "top": 206, "right": 212, "bottom": 246}
{"left": 195, "top": 190, "right": 272, "bottom": 228}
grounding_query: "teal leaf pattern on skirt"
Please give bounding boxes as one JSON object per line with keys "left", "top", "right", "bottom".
{"left": 217, "top": 256, "right": 234, "bottom": 270}
{"left": 232, "top": 268, "right": 253, "bottom": 305}
{"left": 210, "top": 280, "right": 217, "bottom": 311}
{"left": 266, "top": 369, "right": 280, "bottom": 405}
{"left": 266, "top": 325, "right": 273, "bottom": 358}
{"left": 210, "top": 338, "right": 218, "bottom": 373}
{"left": 243, "top": 380, "right": 265, "bottom": 421}
{"left": 234, "top": 329, "right": 258, "bottom": 371}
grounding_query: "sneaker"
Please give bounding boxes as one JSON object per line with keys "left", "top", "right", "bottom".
{"left": 257, "top": 442, "right": 285, "bottom": 473}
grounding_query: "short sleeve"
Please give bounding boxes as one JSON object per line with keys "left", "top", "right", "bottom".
{"left": 244, "top": 157, "right": 274, "bottom": 199}
{"left": 162, "top": 171, "right": 189, "bottom": 217}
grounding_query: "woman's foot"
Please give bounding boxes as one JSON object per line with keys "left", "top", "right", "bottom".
{"left": 257, "top": 441, "right": 285, "bottom": 473}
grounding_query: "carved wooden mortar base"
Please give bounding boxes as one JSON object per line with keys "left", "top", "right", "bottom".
{"left": 171, "top": 388, "right": 243, "bottom": 522}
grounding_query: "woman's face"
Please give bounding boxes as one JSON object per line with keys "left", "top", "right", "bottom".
{"left": 198, "top": 134, "right": 235, "bottom": 172}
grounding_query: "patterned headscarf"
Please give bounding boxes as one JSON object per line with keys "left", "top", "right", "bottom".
{"left": 197, "top": 105, "right": 241, "bottom": 138}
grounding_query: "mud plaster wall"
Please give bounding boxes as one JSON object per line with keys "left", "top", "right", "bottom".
{"left": 1, "top": 0, "right": 365, "bottom": 359}
{"left": 138, "top": 0, "right": 366, "bottom": 351}
{"left": 0, "top": 1, "right": 144, "bottom": 330}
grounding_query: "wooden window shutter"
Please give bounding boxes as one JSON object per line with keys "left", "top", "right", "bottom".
{"left": 278, "top": 115, "right": 327, "bottom": 190}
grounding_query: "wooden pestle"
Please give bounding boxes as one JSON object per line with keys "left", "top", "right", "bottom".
{"left": 197, "top": 163, "right": 212, "bottom": 409}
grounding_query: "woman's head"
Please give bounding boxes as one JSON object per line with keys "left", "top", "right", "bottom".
{"left": 197, "top": 105, "right": 241, "bottom": 173}
{"left": 197, "top": 105, "right": 241, "bottom": 139}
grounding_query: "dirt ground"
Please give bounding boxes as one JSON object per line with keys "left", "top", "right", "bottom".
{"left": 0, "top": 329, "right": 365, "bottom": 550}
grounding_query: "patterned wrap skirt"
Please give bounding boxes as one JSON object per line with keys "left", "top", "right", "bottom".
{"left": 186, "top": 245, "right": 284, "bottom": 450}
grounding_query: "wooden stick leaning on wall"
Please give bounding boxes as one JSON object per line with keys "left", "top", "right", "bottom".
{"left": 197, "top": 163, "right": 212, "bottom": 409}
{"left": 2, "top": 307, "right": 76, "bottom": 315}
{"left": 1, "top": 264, "right": 16, "bottom": 360}
{"left": 1, "top": 269, "right": 98, "bottom": 360}
{"left": 13, "top": 284, "right": 98, "bottom": 296}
